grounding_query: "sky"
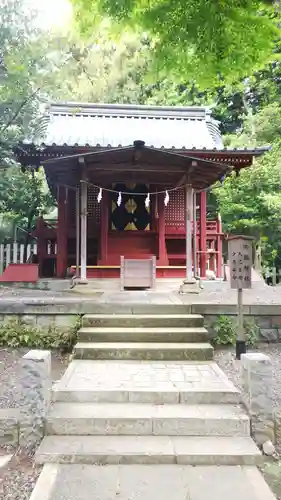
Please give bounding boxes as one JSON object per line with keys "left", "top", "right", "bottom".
{"left": 27, "top": 0, "right": 73, "bottom": 29}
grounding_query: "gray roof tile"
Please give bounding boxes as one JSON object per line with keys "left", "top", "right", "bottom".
{"left": 35, "top": 102, "right": 224, "bottom": 149}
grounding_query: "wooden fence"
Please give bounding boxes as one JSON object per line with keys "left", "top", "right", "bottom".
{"left": 0, "top": 243, "right": 37, "bottom": 274}
{"left": 0, "top": 242, "right": 58, "bottom": 274}
{"left": 264, "top": 267, "right": 281, "bottom": 286}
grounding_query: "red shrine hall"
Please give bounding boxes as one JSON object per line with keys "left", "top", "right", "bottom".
{"left": 17, "top": 103, "right": 267, "bottom": 281}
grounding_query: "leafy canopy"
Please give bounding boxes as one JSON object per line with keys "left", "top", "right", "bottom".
{"left": 0, "top": 167, "right": 54, "bottom": 242}
{"left": 71, "top": 0, "right": 280, "bottom": 88}
{"left": 215, "top": 102, "right": 281, "bottom": 266}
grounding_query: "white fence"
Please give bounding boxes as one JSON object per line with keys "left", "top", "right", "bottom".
{"left": 0, "top": 242, "right": 38, "bottom": 274}
{"left": 0, "top": 242, "right": 59, "bottom": 273}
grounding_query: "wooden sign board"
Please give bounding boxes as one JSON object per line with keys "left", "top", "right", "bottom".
{"left": 228, "top": 235, "right": 253, "bottom": 289}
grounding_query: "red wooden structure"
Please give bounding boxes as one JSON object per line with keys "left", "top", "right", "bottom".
{"left": 31, "top": 192, "right": 222, "bottom": 279}
{"left": 16, "top": 103, "right": 268, "bottom": 281}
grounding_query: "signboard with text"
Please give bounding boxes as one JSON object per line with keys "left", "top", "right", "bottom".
{"left": 228, "top": 235, "right": 253, "bottom": 289}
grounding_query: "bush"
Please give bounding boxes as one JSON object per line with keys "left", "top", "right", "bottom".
{"left": 213, "top": 316, "right": 235, "bottom": 346}
{"left": 213, "top": 315, "right": 258, "bottom": 347}
{"left": 244, "top": 319, "right": 259, "bottom": 347}
{"left": 0, "top": 317, "right": 82, "bottom": 352}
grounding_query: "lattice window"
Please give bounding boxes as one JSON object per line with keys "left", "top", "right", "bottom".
{"left": 87, "top": 185, "right": 101, "bottom": 225}
{"left": 67, "top": 185, "right": 101, "bottom": 227}
{"left": 164, "top": 188, "right": 185, "bottom": 226}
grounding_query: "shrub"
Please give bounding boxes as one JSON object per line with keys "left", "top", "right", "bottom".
{"left": 213, "top": 316, "right": 236, "bottom": 346}
{"left": 213, "top": 315, "right": 258, "bottom": 347}
{"left": 244, "top": 319, "right": 259, "bottom": 347}
{"left": 0, "top": 316, "right": 82, "bottom": 352}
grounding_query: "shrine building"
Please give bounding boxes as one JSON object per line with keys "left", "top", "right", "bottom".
{"left": 16, "top": 102, "right": 268, "bottom": 281}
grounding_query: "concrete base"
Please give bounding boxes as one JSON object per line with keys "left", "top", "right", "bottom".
{"left": 179, "top": 279, "right": 201, "bottom": 294}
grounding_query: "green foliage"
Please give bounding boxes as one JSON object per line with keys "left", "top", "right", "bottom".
{"left": 213, "top": 315, "right": 258, "bottom": 347}
{"left": 0, "top": 167, "right": 54, "bottom": 241}
{"left": 244, "top": 319, "right": 260, "bottom": 347}
{"left": 213, "top": 316, "right": 236, "bottom": 346}
{"left": 215, "top": 104, "right": 281, "bottom": 267}
{"left": 0, "top": 317, "right": 82, "bottom": 352}
{"left": 0, "top": 0, "right": 47, "bottom": 164}
{"left": 46, "top": 28, "right": 153, "bottom": 104}
{"left": 71, "top": 0, "right": 279, "bottom": 88}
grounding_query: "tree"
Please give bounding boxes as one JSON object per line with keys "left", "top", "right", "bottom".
{"left": 71, "top": 0, "right": 279, "bottom": 88}
{"left": 0, "top": 0, "right": 67, "bottom": 246}
{"left": 215, "top": 102, "right": 281, "bottom": 267}
{"left": 45, "top": 27, "right": 153, "bottom": 104}
{"left": 0, "top": 167, "right": 54, "bottom": 246}
{"left": 0, "top": 0, "right": 75, "bottom": 165}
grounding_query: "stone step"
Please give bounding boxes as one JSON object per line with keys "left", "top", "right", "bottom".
{"left": 29, "top": 464, "right": 277, "bottom": 500}
{"left": 82, "top": 314, "right": 204, "bottom": 328}
{"left": 46, "top": 403, "right": 250, "bottom": 437}
{"left": 53, "top": 386, "right": 241, "bottom": 405}
{"left": 78, "top": 327, "right": 209, "bottom": 343}
{"left": 73, "top": 342, "right": 214, "bottom": 361}
{"left": 36, "top": 435, "right": 262, "bottom": 466}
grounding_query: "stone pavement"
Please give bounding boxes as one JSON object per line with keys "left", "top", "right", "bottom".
{"left": 0, "top": 279, "right": 281, "bottom": 305}
{"left": 30, "top": 464, "right": 276, "bottom": 500}
{"left": 52, "top": 359, "right": 240, "bottom": 403}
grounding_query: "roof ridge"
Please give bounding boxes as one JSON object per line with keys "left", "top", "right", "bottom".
{"left": 48, "top": 101, "right": 210, "bottom": 120}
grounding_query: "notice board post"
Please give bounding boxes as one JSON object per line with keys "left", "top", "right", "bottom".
{"left": 228, "top": 235, "right": 253, "bottom": 360}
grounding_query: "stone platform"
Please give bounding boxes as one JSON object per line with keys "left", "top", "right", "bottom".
{"left": 52, "top": 360, "right": 240, "bottom": 404}
{"left": 1, "top": 280, "right": 280, "bottom": 342}
{"left": 0, "top": 278, "right": 279, "bottom": 305}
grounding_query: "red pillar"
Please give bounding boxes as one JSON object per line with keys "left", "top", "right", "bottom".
{"left": 217, "top": 214, "right": 223, "bottom": 278}
{"left": 200, "top": 191, "right": 207, "bottom": 278}
{"left": 99, "top": 190, "right": 108, "bottom": 264}
{"left": 158, "top": 193, "right": 168, "bottom": 265}
{"left": 56, "top": 186, "right": 68, "bottom": 277}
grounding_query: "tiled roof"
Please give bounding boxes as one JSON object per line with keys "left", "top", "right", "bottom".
{"left": 32, "top": 102, "right": 224, "bottom": 150}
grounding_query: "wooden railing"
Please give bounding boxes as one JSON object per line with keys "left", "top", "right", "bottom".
{"left": 165, "top": 220, "right": 220, "bottom": 234}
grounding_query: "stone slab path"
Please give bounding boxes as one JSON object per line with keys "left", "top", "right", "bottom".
{"left": 52, "top": 360, "right": 240, "bottom": 403}
{"left": 30, "top": 464, "right": 276, "bottom": 500}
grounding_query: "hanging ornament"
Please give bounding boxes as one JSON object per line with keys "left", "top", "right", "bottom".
{"left": 97, "top": 188, "right": 102, "bottom": 203}
{"left": 145, "top": 192, "right": 150, "bottom": 208}
{"left": 117, "top": 191, "right": 122, "bottom": 206}
{"left": 164, "top": 190, "right": 169, "bottom": 206}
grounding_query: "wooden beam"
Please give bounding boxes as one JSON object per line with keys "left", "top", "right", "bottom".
{"left": 88, "top": 174, "right": 180, "bottom": 185}
{"left": 87, "top": 163, "right": 186, "bottom": 173}
{"left": 176, "top": 174, "right": 187, "bottom": 188}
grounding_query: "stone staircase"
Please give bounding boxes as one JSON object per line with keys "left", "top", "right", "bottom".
{"left": 36, "top": 311, "right": 263, "bottom": 467}
{"left": 73, "top": 313, "right": 213, "bottom": 361}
